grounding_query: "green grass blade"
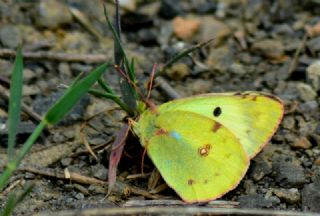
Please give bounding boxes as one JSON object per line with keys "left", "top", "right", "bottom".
{"left": 88, "top": 89, "right": 132, "bottom": 115}
{"left": 0, "top": 183, "right": 34, "bottom": 216}
{"left": 7, "top": 47, "right": 24, "bottom": 160}
{"left": 0, "top": 121, "right": 46, "bottom": 191}
{"left": 160, "top": 39, "right": 214, "bottom": 73}
{"left": 44, "top": 63, "right": 109, "bottom": 124}
{"left": 103, "top": 4, "right": 137, "bottom": 113}
{"left": 103, "top": 5, "right": 135, "bottom": 82}
{"left": 98, "top": 78, "right": 115, "bottom": 94}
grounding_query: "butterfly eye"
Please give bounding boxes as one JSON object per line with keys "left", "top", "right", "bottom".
{"left": 213, "top": 107, "right": 222, "bottom": 117}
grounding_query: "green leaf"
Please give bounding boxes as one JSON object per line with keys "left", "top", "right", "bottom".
{"left": 103, "top": 5, "right": 135, "bottom": 82}
{"left": 44, "top": 63, "right": 109, "bottom": 124}
{"left": 7, "top": 47, "right": 24, "bottom": 160}
{"left": 103, "top": 4, "right": 137, "bottom": 113}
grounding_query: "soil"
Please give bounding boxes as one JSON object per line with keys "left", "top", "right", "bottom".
{"left": 0, "top": 0, "right": 320, "bottom": 215}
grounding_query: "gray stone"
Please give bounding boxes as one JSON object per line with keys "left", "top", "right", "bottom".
{"left": 61, "top": 157, "right": 72, "bottom": 167}
{"left": 296, "top": 83, "right": 317, "bottom": 102}
{"left": 243, "top": 180, "right": 257, "bottom": 194}
{"left": 273, "top": 157, "right": 307, "bottom": 188}
{"left": 307, "top": 37, "right": 320, "bottom": 53}
{"left": 298, "top": 101, "right": 319, "bottom": 117}
{"left": 198, "top": 16, "right": 231, "bottom": 45}
{"left": 74, "top": 192, "right": 85, "bottom": 200}
{"left": 35, "top": 0, "right": 73, "bottom": 29}
{"left": 206, "top": 46, "right": 234, "bottom": 72}
{"left": 307, "top": 61, "right": 320, "bottom": 91}
{"left": 23, "top": 68, "right": 37, "bottom": 83}
{"left": 273, "top": 188, "right": 301, "bottom": 204}
{"left": 91, "top": 164, "right": 108, "bottom": 180}
{"left": 238, "top": 194, "right": 275, "bottom": 208}
{"left": 228, "top": 63, "right": 246, "bottom": 75}
{"left": 251, "top": 39, "right": 284, "bottom": 59}
{"left": 0, "top": 25, "right": 21, "bottom": 48}
{"left": 302, "top": 182, "right": 320, "bottom": 212}
{"left": 250, "top": 159, "right": 272, "bottom": 181}
{"left": 282, "top": 116, "right": 295, "bottom": 130}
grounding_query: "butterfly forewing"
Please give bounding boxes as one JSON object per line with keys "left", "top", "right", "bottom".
{"left": 158, "top": 92, "right": 284, "bottom": 158}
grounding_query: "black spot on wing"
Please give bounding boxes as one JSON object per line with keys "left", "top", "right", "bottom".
{"left": 213, "top": 107, "right": 222, "bottom": 117}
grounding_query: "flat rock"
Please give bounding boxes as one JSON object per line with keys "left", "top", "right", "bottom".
{"left": 251, "top": 39, "right": 284, "bottom": 59}
{"left": 273, "top": 156, "right": 307, "bottom": 188}
{"left": 291, "top": 137, "right": 312, "bottom": 149}
{"left": 238, "top": 194, "right": 279, "bottom": 208}
{"left": 302, "top": 181, "right": 320, "bottom": 212}
{"left": 35, "top": 0, "right": 73, "bottom": 29}
{"left": 273, "top": 188, "right": 301, "bottom": 204}
{"left": 198, "top": 16, "right": 231, "bottom": 45}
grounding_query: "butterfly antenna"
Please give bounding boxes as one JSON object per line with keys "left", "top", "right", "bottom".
{"left": 141, "top": 147, "right": 147, "bottom": 175}
{"left": 146, "top": 64, "right": 157, "bottom": 101}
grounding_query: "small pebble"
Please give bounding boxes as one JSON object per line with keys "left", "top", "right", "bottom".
{"left": 172, "top": 16, "right": 200, "bottom": 40}
{"left": 35, "top": 0, "right": 73, "bottom": 29}
{"left": 291, "top": 137, "right": 312, "bottom": 149}
{"left": 296, "top": 83, "right": 317, "bottom": 102}
{"left": 165, "top": 63, "right": 190, "bottom": 80}
{"left": 0, "top": 25, "right": 21, "bottom": 48}
{"left": 273, "top": 188, "right": 301, "bottom": 204}
{"left": 307, "top": 61, "right": 320, "bottom": 91}
{"left": 251, "top": 39, "right": 284, "bottom": 59}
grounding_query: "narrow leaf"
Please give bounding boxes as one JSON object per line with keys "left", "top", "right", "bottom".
{"left": 103, "top": 4, "right": 137, "bottom": 112}
{"left": 7, "top": 47, "right": 24, "bottom": 160}
{"left": 108, "top": 123, "right": 130, "bottom": 195}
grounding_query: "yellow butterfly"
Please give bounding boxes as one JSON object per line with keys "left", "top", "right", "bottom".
{"left": 133, "top": 92, "right": 284, "bottom": 203}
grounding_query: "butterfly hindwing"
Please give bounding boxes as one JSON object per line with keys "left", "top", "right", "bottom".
{"left": 157, "top": 92, "right": 284, "bottom": 158}
{"left": 136, "top": 110, "right": 249, "bottom": 203}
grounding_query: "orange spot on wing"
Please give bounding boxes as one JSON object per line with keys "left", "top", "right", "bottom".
{"left": 198, "top": 144, "right": 212, "bottom": 157}
{"left": 155, "top": 128, "right": 168, "bottom": 136}
{"left": 188, "top": 179, "right": 195, "bottom": 185}
{"left": 212, "top": 122, "right": 222, "bottom": 132}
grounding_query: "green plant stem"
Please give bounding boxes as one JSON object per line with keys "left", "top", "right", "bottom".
{"left": 98, "top": 78, "right": 114, "bottom": 94}
{"left": 88, "top": 89, "right": 133, "bottom": 115}
{"left": 0, "top": 121, "right": 47, "bottom": 191}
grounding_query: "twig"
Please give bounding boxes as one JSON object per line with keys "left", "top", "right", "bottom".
{"left": 155, "top": 77, "right": 181, "bottom": 99}
{"left": 69, "top": 7, "right": 104, "bottom": 41}
{"left": 160, "top": 39, "right": 214, "bottom": 73}
{"left": 32, "top": 206, "right": 318, "bottom": 216}
{"left": 20, "top": 167, "right": 106, "bottom": 185}
{"left": 0, "top": 85, "right": 42, "bottom": 123}
{"left": 123, "top": 199, "right": 239, "bottom": 208}
{"left": 0, "top": 179, "right": 23, "bottom": 196}
{"left": 80, "top": 129, "right": 98, "bottom": 161}
{"left": 287, "top": 33, "right": 308, "bottom": 76}
{"left": 18, "top": 166, "right": 163, "bottom": 200}
{"left": 0, "top": 49, "right": 110, "bottom": 63}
